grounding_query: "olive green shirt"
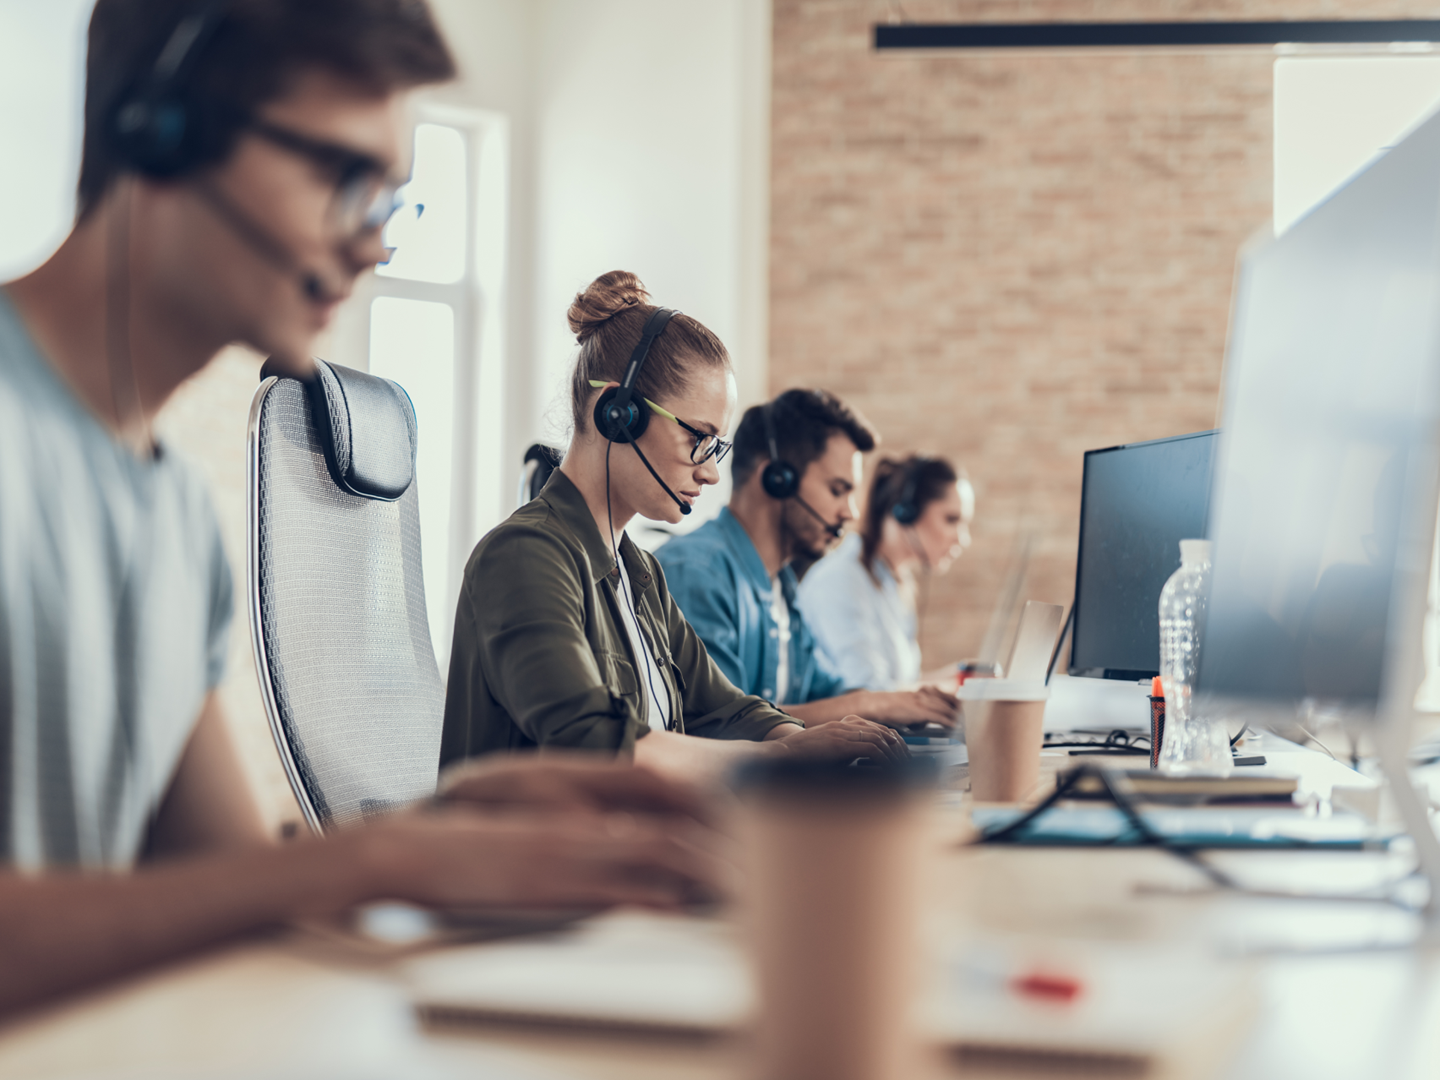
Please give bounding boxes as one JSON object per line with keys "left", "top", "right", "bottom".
{"left": 440, "top": 470, "right": 799, "bottom": 763}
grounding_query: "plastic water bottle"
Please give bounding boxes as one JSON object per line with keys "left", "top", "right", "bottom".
{"left": 1157, "top": 539, "right": 1232, "bottom": 775}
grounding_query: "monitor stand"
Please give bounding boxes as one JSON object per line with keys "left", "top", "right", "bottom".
{"left": 1376, "top": 710, "right": 1440, "bottom": 945}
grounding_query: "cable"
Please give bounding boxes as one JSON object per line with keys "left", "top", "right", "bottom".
{"left": 1043, "top": 729, "right": 1149, "bottom": 752}
{"left": 101, "top": 180, "right": 158, "bottom": 867}
{"left": 972, "top": 764, "right": 1237, "bottom": 891}
{"left": 972, "top": 762, "right": 1425, "bottom": 907}
{"left": 1045, "top": 603, "right": 1074, "bottom": 686}
{"left": 605, "top": 441, "right": 673, "bottom": 731}
{"left": 900, "top": 525, "right": 931, "bottom": 664}
{"left": 1295, "top": 723, "right": 1339, "bottom": 762}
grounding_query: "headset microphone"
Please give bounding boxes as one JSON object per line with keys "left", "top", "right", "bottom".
{"left": 792, "top": 493, "right": 843, "bottom": 538}
{"left": 193, "top": 179, "right": 338, "bottom": 303}
{"left": 615, "top": 424, "right": 691, "bottom": 515}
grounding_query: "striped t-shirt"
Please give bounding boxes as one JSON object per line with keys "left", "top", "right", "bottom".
{"left": 0, "top": 288, "right": 232, "bottom": 869}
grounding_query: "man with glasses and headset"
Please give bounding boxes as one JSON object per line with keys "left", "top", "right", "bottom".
{"left": 0, "top": 0, "right": 726, "bottom": 1017}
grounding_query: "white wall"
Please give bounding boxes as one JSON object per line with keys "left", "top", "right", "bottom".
{"left": 422, "top": 0, "right": 772, "bottom": 537}
{"left": 425, "top": 0, "right": 771, "bottom": 536}
{"left": 529, "top": 0, "right": 771, "bottom": 447}
{"left": 1274, "top": 54, "right": 1440, "bottom": 234}
{"left": 0, "top": 0, "right": 92, "bottom": 279}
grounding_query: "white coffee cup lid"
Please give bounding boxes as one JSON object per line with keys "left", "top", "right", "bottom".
{"left": 956, "top": 679, "right": 1050, "bottom": 702}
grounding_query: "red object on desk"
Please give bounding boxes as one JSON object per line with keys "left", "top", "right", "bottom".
{"left": 1011, "top": 971, "right": 1084, "bottom": 1003}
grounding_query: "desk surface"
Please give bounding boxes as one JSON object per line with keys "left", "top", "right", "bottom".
{"left": 3, "top": 742, "right": 1438, "bottom": 1080}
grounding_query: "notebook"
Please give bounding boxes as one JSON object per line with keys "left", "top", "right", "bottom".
{"left": 405, "top": 910, "right": 1256, "bottom": 1076}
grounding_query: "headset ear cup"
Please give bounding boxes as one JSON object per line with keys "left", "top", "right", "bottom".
{"left": 593, "top": 387, "right": 650, "bottom": 443}
{"left": 112, "top": 96, "right": 192, "bottom": 177}
{"left": 593, "top": 388, "right": 620, "bottom": 441}
{"left": 762, "top": 460, "right": 799, "bottom": 500}
{"left": 892, "top": 500, "right": 920, "bottom": 526}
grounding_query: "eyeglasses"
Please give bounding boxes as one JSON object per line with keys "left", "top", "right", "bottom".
{"left": 588, "top": 381, "right": 732, "bottom": 464}
{"left": 248, "top": 119, "right": 403, "bottom": 240}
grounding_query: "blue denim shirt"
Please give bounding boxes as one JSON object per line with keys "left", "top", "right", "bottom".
{"left": 656, "top": 508, "right": 850, "bottom": 704}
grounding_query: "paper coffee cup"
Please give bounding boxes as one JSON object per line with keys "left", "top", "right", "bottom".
{"left": 732, "top": 759, "right": 936, "bottom": 1080}
{"left": 958, "top": 680, "right": 1050, "bottom": 803}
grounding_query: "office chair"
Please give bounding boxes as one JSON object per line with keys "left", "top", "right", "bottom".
{"left": 246, "top": 358, "right": 445, "bottom": 833}
{"left": 518, "top": 443, "right": 563, "bottom": 507}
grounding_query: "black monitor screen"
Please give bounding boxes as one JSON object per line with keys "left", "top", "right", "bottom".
{"left": 1069, "top": 431, "right": 1217, "bottom": 680}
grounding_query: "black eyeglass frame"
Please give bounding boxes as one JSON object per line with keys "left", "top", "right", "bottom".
{"left": 668, "top": 410, "right": 733, "bottom": 466}
{"left": 247, "top": 118, "right": 404, "bottom": 237}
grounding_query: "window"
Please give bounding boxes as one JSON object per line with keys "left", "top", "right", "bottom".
{"left": 332, "top": 107, "right": 509, "bottom": 670}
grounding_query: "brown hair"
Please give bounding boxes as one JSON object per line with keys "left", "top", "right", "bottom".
{"left": 860, "top": 455, "right": 960, "bottom": 580}
{"left": 568, "top": 270, "right": 730, "bottom": 434}
{"left": 79, "top": 0, "right": 456, "bottom": 218}
{"left": 730, "top": 388, "right": 878, "bottom": 488}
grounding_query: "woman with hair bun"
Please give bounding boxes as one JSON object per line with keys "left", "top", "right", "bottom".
{"left": 798, "top": 455, "right": 975, "bottom": 691}
{"left": 440, "top": 271, "right": 908, "bottom": 778}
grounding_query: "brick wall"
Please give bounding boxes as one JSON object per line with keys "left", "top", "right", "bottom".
{"left": 769, "top": 0, "right": 1440, "bottom": 668}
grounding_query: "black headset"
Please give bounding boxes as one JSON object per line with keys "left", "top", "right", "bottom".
{"left": 592, "top": 307, "right": 691, "bottom": 516}
{"left": 758, "top": 397, "right": 842, "bottom": 540}
{"left": 760, "top": 401, "right": 800, "bottom": 500}
{"left": 891, "top": 458, "right": 929, "bottom": 526}
{"left": 110, "top": 0, "right": 234, "bottom": 179}
{"left": 593, "top": 307, "right": 677, "bottom": 443}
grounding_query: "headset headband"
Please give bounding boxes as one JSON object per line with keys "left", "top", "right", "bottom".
{"left": 892, "top": 456, "right": 938, "bottom": 526}
{"left": 614, "top": 307, "right": 678, "bottom": 407}
{"left": 763, "top": 400, "right": 782, "bottom": 463}
{"left": 111, "top": 0, "right": 234, "bottom": 178}
{"left": 593, "top": 306, "right": 679, "bottom": 447}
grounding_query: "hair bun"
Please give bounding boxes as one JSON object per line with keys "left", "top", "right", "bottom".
{"left": 872, "top": 456, "right": 905, "bottom": 491}
{"left": 568, "top": 271, "right": 650, "bottom": 341}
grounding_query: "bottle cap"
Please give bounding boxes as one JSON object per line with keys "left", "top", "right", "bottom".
{"left": 1179, "top": 538, "right": 1212, "bottom": 565}
{"left": 1151, "top": 675, "right": 1164, "bottom": 697}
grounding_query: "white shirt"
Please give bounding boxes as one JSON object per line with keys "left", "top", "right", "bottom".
{"left": 797, "top": 532, "right": 921, "bottom": 691}
{"left": 614, "top": 554, "right": 672, "bottom": 731}
{"left": 770, "top": 576, "right": 792, "bottom": 705}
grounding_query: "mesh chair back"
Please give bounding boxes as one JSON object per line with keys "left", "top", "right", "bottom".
{"left": 518, "top": 443, "right": 563, "bottom": 507}
{"left": 246, "top": 359, "right": 444, "bottom": 832}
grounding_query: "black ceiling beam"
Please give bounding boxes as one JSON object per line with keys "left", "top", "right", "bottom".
{"left": 875, "top": 21, "right": 1440, "bottom": 50}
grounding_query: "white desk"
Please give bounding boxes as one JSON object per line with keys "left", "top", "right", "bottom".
{"left": 3, "top": 750, "right": 1438, "bottom": 1080}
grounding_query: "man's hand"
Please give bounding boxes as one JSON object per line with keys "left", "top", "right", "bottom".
{"left": 345, "top": 803, "right": 731, "bottom": 913}
{"left": 850, "top": 686, "right": 960, "bottom": 728}
{"left": 368, "top": 757, "right": 735, "bottom": 910}
{"left": 436, "top": 755, "right": 713, "bottom": 824}
{"left": 765, "top": 716, "right": 910, "bottom": 764}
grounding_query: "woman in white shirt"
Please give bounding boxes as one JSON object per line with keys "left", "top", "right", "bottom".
{"left": 798, "top": 456, "right": 974, "bottom": 690}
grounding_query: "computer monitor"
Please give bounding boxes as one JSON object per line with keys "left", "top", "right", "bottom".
{"left": 1198, "top": 103, "right": 1440, "bottom": 728}
{"left": 1195, "top": 93, "right": 1440, "bottom": 934}
{"left": 1069, "top": 430, "right": 1217, "bottom": 681}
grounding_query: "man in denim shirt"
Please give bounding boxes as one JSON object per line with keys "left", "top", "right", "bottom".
{"left": 657, "top": 390, "right": 959, "bottom": 728}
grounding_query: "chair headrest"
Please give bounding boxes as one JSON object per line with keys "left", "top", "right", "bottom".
{"left": 261, "top": 357, "right": 417, "bottom": 501}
